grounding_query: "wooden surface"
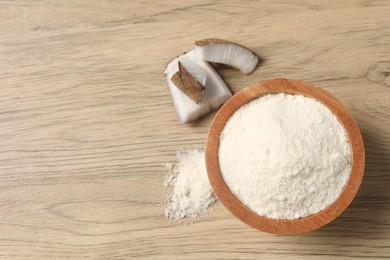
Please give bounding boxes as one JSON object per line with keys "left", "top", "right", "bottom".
{"left": 206, "top": 79, "right": 365, "bottom": 235}
{"left": 0, "top": 0, "right": 389, "bottom": 259}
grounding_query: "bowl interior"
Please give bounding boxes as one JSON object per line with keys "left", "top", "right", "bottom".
{"left": 205, "top": 78, "right": 365, "bottom": 235}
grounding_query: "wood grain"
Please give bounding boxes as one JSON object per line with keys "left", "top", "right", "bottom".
{"left": 206, "top": 78, "right": 365, "bottom": 235}
{"left": 0, "top": 0, "right": 389, "bottom": 259}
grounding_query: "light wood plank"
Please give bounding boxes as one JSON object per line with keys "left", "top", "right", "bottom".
{"left": 0, "top": 0, "right": 389, "bottom": 259}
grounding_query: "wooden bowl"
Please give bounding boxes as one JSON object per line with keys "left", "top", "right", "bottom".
{"left": 205, "top": 78, "right": 365, "bottom": 235}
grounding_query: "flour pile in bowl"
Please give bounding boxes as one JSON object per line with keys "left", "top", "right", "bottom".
{"left": 218, "top": 93, "right": 351, "bottom": 220}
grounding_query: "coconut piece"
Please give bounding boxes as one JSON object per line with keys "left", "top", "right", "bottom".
{"left": 164, "top": 50, "right": 232, "bottom": 124}
{"left": 178, "top": 55, "right": 207, "bottom": 86}
{"left": 170, "top": 62, "right": 204, "bottom": 104}
{"left": 185, "top": 50, "right": 231, "bottom": 109}
{"left": 195, "top": 38, "right": 259, "bottom": 74}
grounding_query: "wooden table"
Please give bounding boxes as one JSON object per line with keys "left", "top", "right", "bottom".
{"left": 1, "top": 1, "right": 389, "bottom": 259}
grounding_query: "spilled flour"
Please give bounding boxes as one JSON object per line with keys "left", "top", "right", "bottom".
{"left": 165, "top": 149, "right": 217, "bottom": 220}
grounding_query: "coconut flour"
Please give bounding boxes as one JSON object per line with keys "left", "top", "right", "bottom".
{"left": 219, "top": 93, "right": 351, "bottom": 220}
{"left": 165, "top": 149, "right": 217, "bottom": 220}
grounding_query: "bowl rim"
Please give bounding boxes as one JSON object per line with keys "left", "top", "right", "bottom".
{"left": 205, "top": 78, "right": 365, "bottom": 235}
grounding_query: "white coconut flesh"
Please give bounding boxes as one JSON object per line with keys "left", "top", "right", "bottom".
{"left": 195, "top": 42, "right": 259, "bottom": 74}
{"left": 178, "top": 55, "right": 207, "bottom": 86}
{"left": 164, "top": 50, "right": 232, "bottom": 124}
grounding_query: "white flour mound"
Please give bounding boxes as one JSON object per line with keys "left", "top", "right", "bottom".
{"left": 219, "top": 93, "right": 351, "bottom": 220}
{"left": 165, "top": 149, "right": 217, "bottom": 220}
